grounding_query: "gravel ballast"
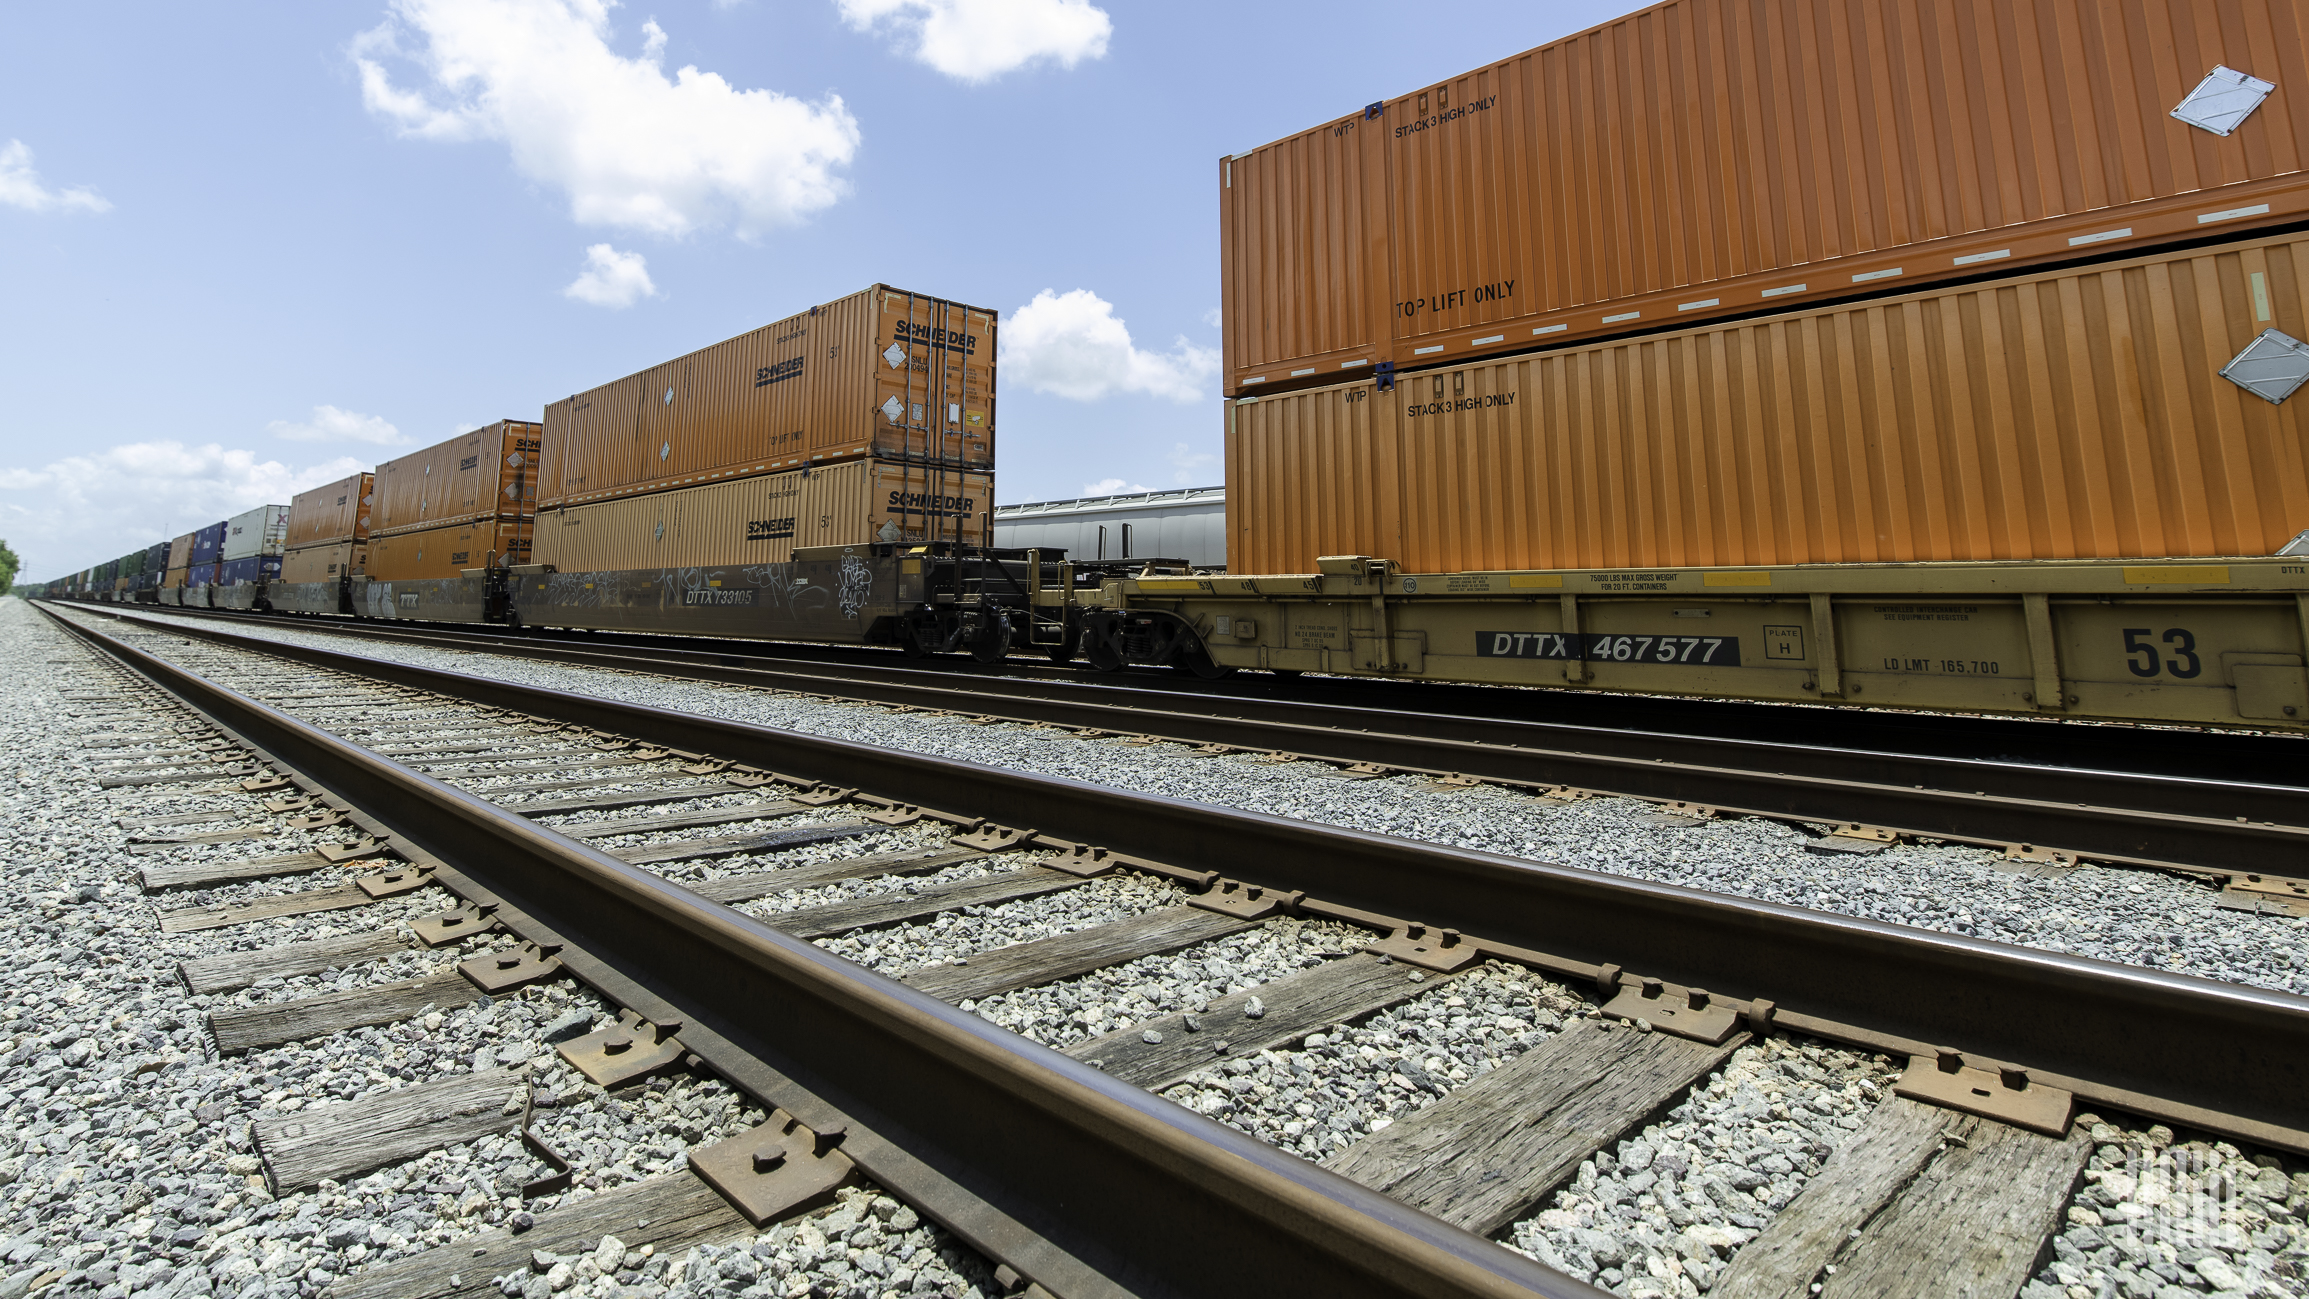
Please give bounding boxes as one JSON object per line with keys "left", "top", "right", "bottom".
{"left": 20, "top": 601, "right": 2308, "bottom": 1299}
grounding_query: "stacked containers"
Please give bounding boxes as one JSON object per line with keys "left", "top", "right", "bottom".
{"left": 219, "top": 504, "right": 289, "bottom": 587}
{"left": 1221, "top": 0, "right": 2309, "bottom": 396}
{"left": 534, "top": 286, "right": 997, "bottom": 577}
{"left": 185, "top": 522, "right": 227, "bottom": 588}
{"left": 279, "top": 473, "right": 374, "bottom": 584}
{"left": 161, "top": 533, "right": 194, "bottom": 589}
{"left": 1230, "top": 230, "right": 2309, "bottom": 573}
{"left": 364, "top": 422, "right": 541, "bottom": 581}
{"left": 1223, "top": 0, "right": 2309, "bottom": 572}
{"left": 139, "top": 541, "right": 169, "bottom": 595}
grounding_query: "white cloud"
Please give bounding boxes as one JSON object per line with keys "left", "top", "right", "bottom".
{"left": 266, "top": 405, "right": 409, "bottom": 446}
{"left": 1202, "top": 306, "right": 1221, "bottom": 328}
{"left": 1003, "top": 289, "right": 1220, "bottom": 403}
{"left": 0, "top": 442, "right": 365, "bottom": 579}
{"left": 354, "top": 0, "right": 860, "bottom": 238}
{"left": 838, "top": 0, "right": 1111, "bottom": 82}
{"left": 563, "top": 243, "right": 657, "bottom": 307}
{"left": 0, "top": 140, "right": 111, "bottom": 215}
{"left": 1168, "top": 442, "right": 1217, "bottom": 484}
{"left": 1081, "top": 477, "right": 1151, "bottom": 496}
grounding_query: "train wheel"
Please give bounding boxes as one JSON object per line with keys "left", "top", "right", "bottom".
{"left": 1177, "top": 644, "right": 1234, "bottom": 680}
{"left": 968, "top": 618, "right": 1013, "bottom": 665}
{"left": 1042, "top": 625, "right": 1082, "bottom": 664}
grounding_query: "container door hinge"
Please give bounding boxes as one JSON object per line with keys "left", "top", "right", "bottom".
{"left": 1600, "top": 978, "right": 1740, "bottom": 1044}
{"left": 1894, "top": 1049, "right": 2073, "bottom": 1136}
{"left": 689, "top": 1110, "right": 858, "bottom": 1226}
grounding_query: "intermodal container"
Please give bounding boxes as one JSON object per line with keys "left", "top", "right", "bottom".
{"left": 371, "top": 422, "right": 542, "bottom": 538}
{"left": 217, "top": 555, "right": 282, "bottom": 586}
{"left": 280, "top": 543, "right": 362, "bottom": 585}
{"left": 538, "top": 285, "right": 996, "bottom": 508}
{"left": 285, "top": 473, "right": 376, "bottom": 548}
{"left": 185, "top": 561, "right": 221, "bottom": 589}
{"left": 142, "top": 542, "right": 170, "bottom": 589}
{"left": 222, "top": 505, "right": 290, "bottom": 561}
{"left": 1230, "top": 229, "right": 2309, "bottom": 574}
{"left": 1222, "top": 0, "right": 2309, "bottom": 395}
{"left": 166, "top": 533, "right": 194, "bottom": 571}
{"left": 188, "top": 522, "right": 228, "bottom": 568}
{"left": 366, "top": 518, "right": 529, "bottom": 582}
{"left": 534, "top": 458, "right": 992, "bottom": 572}
{"left": 159, "top": 566, "right": 187, "bottom": 590}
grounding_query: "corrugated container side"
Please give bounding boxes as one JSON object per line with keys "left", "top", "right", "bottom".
{"left": 1227, "top": 385, "right": 1398, "bottom": 576}
{"left": 166, "top": 534, "right": 194, "bottom": 571}
{"left": 217, "top": 555, "right": 282, "bottom": 585}
{"left": 221, "top": 504, "right": 290, "bottom": 560}
{"left": 1226, "top": 0, "right": 2309, "bottom": 393}
{"left": 185, "top": 561, "right": 221, "bottom": 588}
{"left": 286, "top": 473, "right": 376, "bottom": 548}
{"left": 1220, "top": 125, "right": 1388, "bottom": 386}
{"left": 188, "top": 523, "right": 228, "bottom": 566}
{"left": 366, "top": 519, "right": 526, "bottom": 582}
{"left": 280, "top": 543, "right": 362, "bottom": 585}
{"left": 1236, "top": 229, "right": 2309, "bottom": 573}
{"left": 533, "top": 460, "right": 993, "bottom": 572}
{"left": 371, "top": 422, "right": 542, "bottom": 537}
{"left": 538, "top": 285, "right": 995, "bottom": 508}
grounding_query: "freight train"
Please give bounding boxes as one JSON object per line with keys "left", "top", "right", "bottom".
{"left": 36, "top": 0, "right": 2309, "bottom": 733}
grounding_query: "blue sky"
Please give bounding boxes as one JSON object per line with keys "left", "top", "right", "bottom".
{"left": 1, "top": 0, "right": 1617, "bottom": 580}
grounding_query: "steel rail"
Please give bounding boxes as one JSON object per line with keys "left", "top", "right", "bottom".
{"left": 49, "top": 611, "right": 1596, "bottom": 1299}
{"left": 49, "top": 601, "right": 2309, "bottom": 1155}
{"left": 82, "top": 603, "right": 2309, "bottom": 878}
{"left": 129, "top": 598, "right": 2309, "bottom": 782}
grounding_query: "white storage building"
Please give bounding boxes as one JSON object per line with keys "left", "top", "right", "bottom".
{"left": 994, "top": 486, "right": 1225, "bottom": 569}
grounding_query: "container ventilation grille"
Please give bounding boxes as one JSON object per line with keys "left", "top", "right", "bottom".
{"left": 2172, "top": 66, "right": 2275, "bottom": 137}
{"left": 2220, "top": 328, "right": 2309, "bottom": 404}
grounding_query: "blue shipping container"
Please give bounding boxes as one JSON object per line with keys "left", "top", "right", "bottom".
{"left": 188, "top": 522, "right": 228, "bottom": 566}
{"left": 185, "top": 562, "right": 221, "bottom": 588}
{"left": 216, "top": 555, "right": 281, "bottom": 585}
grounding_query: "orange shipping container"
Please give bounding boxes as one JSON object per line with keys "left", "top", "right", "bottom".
{"left": 279, "top": 542, "right": 365, "bottom": 585}
{"left": 165, "top": 533, "right": 194, "bottom": 571}
{"left": 286, "top": 473, "right": 375, "bottom": 548}
{"left": 538, "top": 285, "right": 995, "bottom": 507}
{"left": 366, "top": 519, "right": 528, "bottom": 583}
{"left": 534, "top": 459, "right": 992, "bottom": 573}
{"left": 1222, "top": 0, "right": 2309, "bottom": 394}
{"left": 1230, "top": 229, "right": 2309, "bottom": 574}
{"left": 371, "top": 421, "right": 542, "bottom": 537}
{"left": 159, "top": 566, "right": 188, "bottom": 590}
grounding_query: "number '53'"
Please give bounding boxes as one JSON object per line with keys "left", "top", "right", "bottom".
{"left": 2122, "top": 628, "right": 2201, "bottom": 678}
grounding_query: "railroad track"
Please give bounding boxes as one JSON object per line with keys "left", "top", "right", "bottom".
{"left": 77, "top": 601, "right": 2309, "bottom": 900}
{"left": 23, "top": 598, "right": 2309, "bottom": 1299}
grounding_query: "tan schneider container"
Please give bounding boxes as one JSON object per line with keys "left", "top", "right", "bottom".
{"left": 534, "top": 459, "right": 991, "bottom": 572}
{"left": 165, "top": 534, "right": 194, "bottom": 571}
{"left": 1230, "top": 229, "right": 2309, "bottom": 575}
{"left": 538, "top": 286, "right": 995, "bottom": 507}
{"left": 366, "top": 519, "right": 530, "bottom": 582}
{"left": 371, "top": 421, "right": 542, "bottom": 537}
{"left": 280, "top": 543, "right": 364, "bottom": 585}
{"left": 159, "top": 566, "right": 188, "bottom": 590}
{"left": 286, "top": 473, "right": 376, "bottom": 548}
{"left": 1222, "top": 0, "right": 2309, "bottom": 395}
